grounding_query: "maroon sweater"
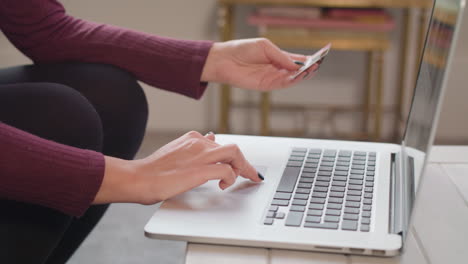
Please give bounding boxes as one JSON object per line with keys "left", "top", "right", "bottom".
{"left": 0, "top": 0, "right": 213, "bottom": 216}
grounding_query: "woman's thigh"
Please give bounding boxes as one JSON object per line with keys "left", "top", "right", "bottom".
{"left": 0, "top": 62, "right": 149, "bottom": 159}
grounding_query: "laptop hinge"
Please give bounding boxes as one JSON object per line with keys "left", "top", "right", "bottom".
{"left": 389, "top": 153, "right": 402, "bottom": 235}
{"left": 389, "top": 152, "right": 415, "bottom": 242}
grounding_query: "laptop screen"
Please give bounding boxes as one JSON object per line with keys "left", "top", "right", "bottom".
{"left": 403, "top": 0, "right": 464, "bottom": 154}
{"left": 401, "top": 0, "right": 465, "bottom": 236}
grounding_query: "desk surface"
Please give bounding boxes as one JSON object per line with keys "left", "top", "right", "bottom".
{"left": 185, "top": 146, "right": 468, "bottom": 264}
{"left": 219, "top": 0, "right": 432, "bottom": 8}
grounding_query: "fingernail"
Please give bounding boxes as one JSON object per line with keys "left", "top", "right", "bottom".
{"left": 303, "top": 72, "right": 310, "bottom": 79}
{"left": 294, "top": 60, "right": 304, "bottom": 66}
{"left": 258, "top": 172, "right": 264, "bottom": 181}
{"left": 206, "top": 131, "right": 215, "bottom": 136}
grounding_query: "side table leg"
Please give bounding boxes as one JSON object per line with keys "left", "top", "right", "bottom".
{"left": 260, "top": 91, "right": 271, "bottom": 136}
{"left": 374, "top": 51, "right": 384, "bottom": 141}
{"left": 217, "top": 4, "right": 234, "bottom": 133}
{"left": 363, "top": 51, "right": 373, "bottom": 138}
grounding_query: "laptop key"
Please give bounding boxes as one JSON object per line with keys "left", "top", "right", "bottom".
{"left": 336, "top": 162, "right": 350, "bottom": 167}
{"left": 334, "top": 171, "right": 348, "bottom": 176}
{"left": 264, "top": 218, "right": 274, "bottom": 225}
{"left": 318, "top": 171, "right": 332, "bottom": 176}
{"left": 344, "top": 207, "right": 360, "bottom": 214}
{"left": 365, "top": 182, "right": 374, "bottom": 187}
{"left": 296, "top": 188, "right": 311, "bottom": 194}
{"left": 285, "top": 212, "right": 304, "bottom": 227}
{"left": 323, "top": 150, "right": 337, "bottom": 157}
{"left": 298, "top": 183, "right": 312, "bottom": 189}
{"left": 367, "top": 166, "right": 375, "bottom": 171}
{"left": 299, "top": 177, "right": 314, "bottom": 183}
{"left": 301, "top": 172, "right": 315, "bottom": 178}
{"left": 305, "top": 216, "right": 321, "bottom": 223}
{"left": 290, "top": 205, "right": 306, "bottom": 212}
{"left": 364, "top": 187, "right": 373, "bottom": 193}
{"left": 272, "top": 199, "right": 289, "bottom": 206}
{"left": 287, "top": 161, "right": 303, "bottom": 167}
{"left": 275, "top": 212, "right": 285, "bottom": 219}
{"left": 339, "top": 150, "right": 352, "bottom": 157}
{"left": 310, "top": 198, "right": 326, "bottom": 204}
{"left": 274, "top": 192, "right": 292, "bottom": 200}
{"left": 361, "top": 224, "right": 370, "bottom": 232}
{"left": 362, "top": 211, "right": 372, "bottom": 218}
{"left": 292, "top": 199, "right": 307, "bottom": 206}
{"left": 269, "top": 205, "right": 279, "bottom": 212}
{"left": 350, "top": 170, "right": 365, "bottom": 175}
{"left": 266, "top": 211, "right": 275, "bottom": 218}
{"left": 348, "top": 185, "right": 363, "bottom": 190}
{"left": 302, "top": 167, "right": 317, "bottom": 173}
{"left": 351, "top": 165, "right": 365, "bottom": 170}
{"left": 324, "top": 215, "right": 340, "bottom": 222}
{"left": 350, "top": 174, "right": 364, "bottom": 180}
{"left": 307, "top": 209, "right": 323, "bottom": 216}
{"left": 354, "top": 151, "right": 366, "bottom": 156}
{"left": 294, "top": 193, "right": 309, "bottom": 200}
{"left": 327, "top": 203, "right": 342, "bottom": 210}
{"left": 332, "top": 181, "right": 346, "bottom": 187}
{"left": 352, "top": 160, "right": 366, "bottom": 165}
{"left": 346, "top": 196, "right": 361, "bottom": 202}
{"left": 364, "top": 193, "right": 373, "bottom": 199}
{"left": 345, "top": 201, "right": 360, "bottom": 208}
{"left": 363, "top": 205, "right": 372, "bottom": 211}
{"left": 319, "top": 167, "right": 332, "bottom": 172}
{"left": 347, "top": 190, "right": 362, "bottom": 196}
{"left": 320, "top": 161, "right": 334, "bottom": 167}
{"left": 304, "top": 222, "right": 338, "bottom": 229}
{"left": 304, "top": 163, "right": 318, "bottom": 169}
{"left": 289, "top": 156, "right": 304, "bottom": 162}
{"left": 276, "top": 167, "right": 301, "bottom": 193}
{"left": 328, "top": 197, "right": 344, "bottom": 204}
{"left": 315, "top": 181, "right": 330, "bottom": 187}
{"left": 314, "top": 186, "right": 328, "bottom": 192}
{"left": 366, "top": 176, "right": 375, "bottom": 182}
{"left": 309, "top": 148, "right": 322, "bottom": 154}
{"left": 363, "top": 199, "right": 373, "bottom": 205}
{"left": 326, "top": 209, "right": 341, "bottom": 216}
{"left": 322, "top": 157, "right": 335, "bottom": 162}
{"left": 343, "top": 214, "right": 359, "bottom": 220}
{"left": 335, "top": 166, "right": 349, "bottom": 171}
{"left": 331, "top": 186, "right": 345, "bottom": 192}
{"left": 342, "top": 220, "right": 358, "bottom": 231}
{"left": 349, "top": 179, "right": 363, "bottom": 185}
{"left": 366, "top": 171, "right": 375, "bottom": 176}
{"left": 333, "top": 176, "right": 347, "bottom": 182}
{"left": 309, "top": 203, "right": 324, "bottom": 210}
{"left": 361, "top": 218, "right": 371, "bottom": 224}
{"left": 312, "top": 192, "right": 327, "bottom": 198}
{"left": 317, "top": 176, "right": 331, "bottom": 182}
{"left": 329, "top": 192, "right": 345, "bottom": 198}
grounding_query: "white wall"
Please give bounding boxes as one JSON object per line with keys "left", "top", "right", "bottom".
{"left": 0, "top": 1, "right": 466, "bottom": 143}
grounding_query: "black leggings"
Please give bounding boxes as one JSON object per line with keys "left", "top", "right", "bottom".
{"left": 0, "top": 63, "right": 148, "bottom": 264}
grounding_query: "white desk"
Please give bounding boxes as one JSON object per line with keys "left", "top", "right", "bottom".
{"left": 184, "top": 146, "right": 468, "bottom": 264}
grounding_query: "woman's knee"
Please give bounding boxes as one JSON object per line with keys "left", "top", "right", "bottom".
{"left": 0, "top": 82, "right": 104, "bottom": 152}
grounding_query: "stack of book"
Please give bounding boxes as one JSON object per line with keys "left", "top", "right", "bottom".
{"left": 248, "top": 7, "right": 395, "bottom": 45}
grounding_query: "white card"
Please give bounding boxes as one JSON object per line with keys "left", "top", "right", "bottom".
{"left": 292, "top": 43, "right": 331, "bottom": 79}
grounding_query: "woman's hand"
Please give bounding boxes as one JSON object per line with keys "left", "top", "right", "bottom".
{"left": 201, "top": 38, "right": 319, "bottom": 91}
{"left": 93, "top": 131, "right": 262, "bottom": 205}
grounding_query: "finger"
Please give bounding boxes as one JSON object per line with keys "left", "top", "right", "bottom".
{"left": 204, "top": 131, "right": 216, "bottom": 141}
{"left": 262, "top": 39, "right": 300, "bottom": 71}
{"left": 204, "top": 144, "right": 262, "bottom": 182}
{"left": 284, "top": 51, "right": 308, "bottom": 62}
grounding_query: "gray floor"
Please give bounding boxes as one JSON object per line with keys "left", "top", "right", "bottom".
{"left": 68, "top": 132, "right": 186, "bottom": 264}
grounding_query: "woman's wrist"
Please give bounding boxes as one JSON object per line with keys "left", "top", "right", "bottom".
{"left": 93, "top": 156, "right": 141, "bottom": 204}
{"left": 201, "top": 42, "right": 223, "bottom": 83}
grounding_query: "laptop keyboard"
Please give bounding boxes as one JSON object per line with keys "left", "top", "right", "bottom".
{"left": 264, "top": 148, "right": 376, "bottom": 232}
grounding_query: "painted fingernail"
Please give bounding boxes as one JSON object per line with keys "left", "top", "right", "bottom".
{"left": 258, "top": 172, "right": 264, "bottom": 180}
{"left": 294, "top": 60, "right": 305, "bottom": 66}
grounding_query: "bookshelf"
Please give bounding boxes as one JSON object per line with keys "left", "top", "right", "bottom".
{"left": 216, "top": 0, "right": 432, "bottom": 141}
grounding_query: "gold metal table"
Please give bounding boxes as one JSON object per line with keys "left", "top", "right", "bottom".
{"left": 217, "top": 0, "right": 432, "bottom": 141}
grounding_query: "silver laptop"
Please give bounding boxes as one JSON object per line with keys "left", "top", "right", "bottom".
{"left": 145, "top": 0, "right": 466, "bottom": 256}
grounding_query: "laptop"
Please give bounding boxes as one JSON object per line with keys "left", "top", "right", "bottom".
{"left": 145, "top": 0, "right": 466, "bottom": 256}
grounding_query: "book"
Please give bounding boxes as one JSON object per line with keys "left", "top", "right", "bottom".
{"left": 248, "top": 14, "right": 395, "bottom": 32}
{"left": 257, "top": 6, "right": 322, "bottom": 19}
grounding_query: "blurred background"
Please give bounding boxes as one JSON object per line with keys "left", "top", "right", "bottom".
{"left": 1, "top": 0, "right": 467, "bottom": 263}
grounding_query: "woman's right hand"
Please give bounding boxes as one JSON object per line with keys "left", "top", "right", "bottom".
{"left": 93, "top": 131, "right": 262, "bottom": 205}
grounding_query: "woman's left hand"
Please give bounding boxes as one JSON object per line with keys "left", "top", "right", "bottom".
{"left": 201, "top": 38, "right": 318, "bottom": 91}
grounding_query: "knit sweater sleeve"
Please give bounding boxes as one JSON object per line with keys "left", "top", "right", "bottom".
{"left": 0, "top": 0, "right": 213, "bottom": 99}
{"left": 0, "top": 122, "right": 105, "bottom": 217}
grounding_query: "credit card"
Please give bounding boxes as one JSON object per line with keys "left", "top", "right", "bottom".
{"left": 292, "top": 43, "right": 331, "bottom": 79}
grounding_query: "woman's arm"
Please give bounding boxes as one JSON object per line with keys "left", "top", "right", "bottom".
{"left": 0, "top": 122, "right": 104, "bottom": 217}
{"left": 0, "top": 0, "right": 212, "bottom": 99}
